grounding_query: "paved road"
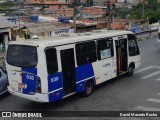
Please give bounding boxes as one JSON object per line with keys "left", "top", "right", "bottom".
{"left": 0, "top": 37, "right": 160, "bottom": 120}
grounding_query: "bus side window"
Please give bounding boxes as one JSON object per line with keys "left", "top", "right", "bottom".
{"left": 128, "top": 34, "right": 140, "bottom": 56}
{"left": 97, "top": 38, "right": 114, "bottom": 60}
{"left": 75, "top": 41, "right": 97, "bottom": 66}
{"left": 46, "top": 48, "right": 58, "bottom": 74}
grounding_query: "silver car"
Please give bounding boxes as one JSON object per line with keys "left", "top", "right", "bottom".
{"left": 0, "top": 67, "right": 7, "bottom": 95}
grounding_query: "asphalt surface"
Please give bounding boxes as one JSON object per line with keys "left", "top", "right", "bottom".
{"left": 0, "top": 37, "right": 160, "bottom": 120}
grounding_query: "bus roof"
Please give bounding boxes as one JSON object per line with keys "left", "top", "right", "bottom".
{"left": 9, "top": 30, "right": 133, "bottom": 47}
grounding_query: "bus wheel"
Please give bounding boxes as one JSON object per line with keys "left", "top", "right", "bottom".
{"left": 82, "top": 80, "right": 94, "bottom": 97}
{"left": 127, "top": 64, "right": 135, "bottom": 77}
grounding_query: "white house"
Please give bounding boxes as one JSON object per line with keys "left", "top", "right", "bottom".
{"left": 0, "top": 17, "right": 15, "bottom": 51}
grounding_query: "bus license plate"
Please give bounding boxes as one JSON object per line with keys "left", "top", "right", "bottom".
{"left": 18, "top": 83, "right": 27, "bottom": 89}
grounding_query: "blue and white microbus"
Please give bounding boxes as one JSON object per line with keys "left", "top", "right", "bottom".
{"left": 6, "top": 30, "right": 141, "bottom": 102}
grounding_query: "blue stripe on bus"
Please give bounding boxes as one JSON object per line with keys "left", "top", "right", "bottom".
{"left": 48, "top": 72, "right": 63, "bottom": 102}
{"left": 75, "top": 64, "right": 95, "bottom": 93}
{"left": 22, "top": 68, "right": 37, "bottom": 95}
{"left": 48, "top": 89, "right": 63, "bottom": 102}
{"left": 76, "top": 81, "right": 86, "bottom": 93}
{"left": 48, "top": 64, "right": 95, "bottom": 101}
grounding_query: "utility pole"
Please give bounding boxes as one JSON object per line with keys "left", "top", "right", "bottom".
{"left": 72, "top": 0, "right": 80, "bottom": 33}
{"left": 107, "top": 0, "right": 110, "bottom": 30}
{"left": 142, "top": 2, "right": 144, "bottom": 19}
{"left": 73, "top": 7, "right": 77, "bottom": 33}
{"left": 112, "top": 11, "right": 115, "bottom": 30}
{"left": 112, "top": 3, "right": 116, "bottom": 30}
{"left": 80, "top": 0, "right": 83, "bottom": 6}
{"left": 18, "top": 9, "right": 21, "bottom": 37}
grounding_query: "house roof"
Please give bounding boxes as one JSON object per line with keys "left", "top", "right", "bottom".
{"left": 43, "top": 1, "right": 68, "bottom": 5}
{"left": 0, "top": 17, "right": 15, "bottom": 29}
{"left": 28, "top": 25, "right": 57, "bottom": 34}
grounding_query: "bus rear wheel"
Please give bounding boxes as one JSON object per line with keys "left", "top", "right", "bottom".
{"left": 82, "top": 80, "right": 94, "bottom": 97}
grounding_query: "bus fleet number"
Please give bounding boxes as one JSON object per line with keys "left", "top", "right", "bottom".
{"left": 51, "top": 77, "right": 59, "bottom": 83}
{"left": 26, "top": 75, "right": 35, "bottom": 81}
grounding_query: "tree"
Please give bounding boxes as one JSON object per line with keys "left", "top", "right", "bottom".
{"left": 69, "top": 0, "right": 80, "bottom": 7}
{"left": 129, "top": 0, "right": 160, "bottom": 23}
{"left": 87, "top": 0, "right": 93, "bottom": 7}
{"left": 0, "top": 2, "right": 15, "bottom": 11}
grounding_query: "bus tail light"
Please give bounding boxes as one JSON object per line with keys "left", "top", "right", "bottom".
{"left": 37, "top": 77, "right": 41, "bottom": 93}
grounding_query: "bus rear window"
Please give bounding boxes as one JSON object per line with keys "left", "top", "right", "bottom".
{"left": 7, "top": 45, "right": 37, "bottom": 68}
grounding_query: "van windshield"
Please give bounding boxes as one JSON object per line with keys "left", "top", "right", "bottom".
{"left": 7, "top": 45, "right": 37, "bottom": 68}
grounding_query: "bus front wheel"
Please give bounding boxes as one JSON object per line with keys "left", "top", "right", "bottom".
{"left": 127, "top": 64, "right": 135, "bottom": 77}
{"left": 82, "top": 80, "right": 94, "bottom": 97}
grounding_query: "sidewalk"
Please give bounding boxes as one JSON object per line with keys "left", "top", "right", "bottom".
{"left": 136, "top": 30, "right": 158, "bottom": 41}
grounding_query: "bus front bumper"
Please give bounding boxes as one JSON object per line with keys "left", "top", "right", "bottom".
{"left": 8, "top": 86, "right": 49, "bottom": 103}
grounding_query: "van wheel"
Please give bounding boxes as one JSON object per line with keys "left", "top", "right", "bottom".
{"left": 126, "top": 65, "right": 134, "bottom": 77}
{"left": 82, "top": 80, "right": 94, "bottom": 97}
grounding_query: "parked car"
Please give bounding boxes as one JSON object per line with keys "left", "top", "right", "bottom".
{"left": 157, "top": 21, "right": 160, "bottom": 42}
{"left": 0, "top": 67, "right": 7, "bottom": 95}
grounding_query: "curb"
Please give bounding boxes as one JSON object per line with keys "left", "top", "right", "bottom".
{"left": 138, "top": 35, "right": 157, "bottom": 41}
{"left": 138, "top": 38, "right": 147, "bottom": 41}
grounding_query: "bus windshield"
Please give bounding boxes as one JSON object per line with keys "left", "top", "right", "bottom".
{"left": 7, "top": 45, "right": 37, "bottom": 68}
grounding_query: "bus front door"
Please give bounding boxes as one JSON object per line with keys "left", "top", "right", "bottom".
{"left": 60, "top": 49, "right": 76, "bottom": 96}
{"left": 115, "top": 39, "right": 128, "bottom": 75}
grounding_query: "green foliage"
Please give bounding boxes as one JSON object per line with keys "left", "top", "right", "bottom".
{"left": 116, "top": 0, "right": 160, "bottom": 23}
{"left": 86, "top": 0, "right": 93, "bottom": 7}
{"left": 0, "top": 2, "right": 15, "bottom": 11}
{"left": 116, "top": 7, "right": 131, "bottom": 18}
{"left": 129, "top": 0, "right": 160, "bottom": 23}
{"left": 102, "top": 14, "right": 107, "bottom": 18}
{"left": 72, "top": 0, "right": 80, "bottom": 6}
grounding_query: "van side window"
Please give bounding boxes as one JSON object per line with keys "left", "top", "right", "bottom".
{"left": 97, "top": 38, "right": 114, "bottom": 60}
{"left": 76, "top": 41, "right": 97, "bottom": 66}
{"left": 128, "top": 34, "right": 140, "bottom": 56}
{"left": 46, "top": 48, "right": 58, "bottom": 74}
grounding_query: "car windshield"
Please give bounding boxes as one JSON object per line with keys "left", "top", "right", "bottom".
{"left": 7, "top": 45, "right": 37, "bottom": 68}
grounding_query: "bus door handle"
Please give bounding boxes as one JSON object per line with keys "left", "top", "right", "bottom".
{"left": 105, "top": 73, "right": 108, "bottom": 76}
{"left": 112, "top": 57, "right": 116, "bottom": 66}
{"left": 112, "top": 57, "right": 116, "bottom": 60}
{"left": 112, "top": 57, "right": 116, "bottom": 61}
